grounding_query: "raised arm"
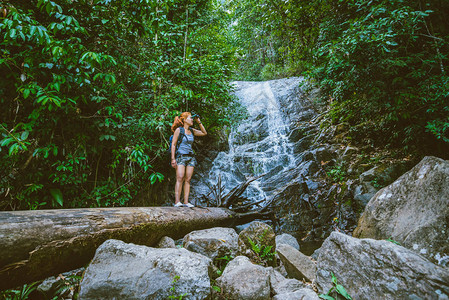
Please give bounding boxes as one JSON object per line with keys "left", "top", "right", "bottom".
{"left": 192, "top": 118, "right": 207, "bottom": 137}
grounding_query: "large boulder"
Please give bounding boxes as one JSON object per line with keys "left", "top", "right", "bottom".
{"left": 215, "top": 256, "right": 271, "bottom": 300}
{"left": 79, "top": 239, "right": 212, "bottom": 300}
{"left": 353, "top": 156, "right": 449, "bottom": 264}
{"left": 183, "top": 227, "right": 238, "bottom": 261}
{"left": 316, "top": 231, "right": 449, "bottom": 299}
{"left": 276, "top": 244, "right": 316, "bottom": 282}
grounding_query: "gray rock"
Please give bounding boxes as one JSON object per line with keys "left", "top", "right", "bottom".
{"left": 353, "top": 181, "right": 378, "bottom": 207}
{"left": 238, "top": 221, "right": 276, "bottom": 265}
{"left": 310, "top": 247, "right": 320, "bottom": 261}
{"left": 215, "top": 256, "right": 271, "bottom": 300}
{"left": 79, "top": 239, "right": 212, "bottom": 300}
{"left": 354, "top": 156, "right": 449, "bottom": 263}
{"left": 183, "top": 227, "right": 238, "bottom": 261}
{"left": 316, "top": 231, "right": 449, "bottom": 299}
{"left": 276, "top": 233, "right": 300, "bottom": 251}
{"left": 269, "top": 268, "right": 305, "bottom": 295}
{"left": 272, "top": 288, "right": 321, "bottom": 300}
{"left": 156, "top": 236, "right": 176, "bottom": 248}
{"left": 277, "top": 244, "right": 317, "bottom": 282}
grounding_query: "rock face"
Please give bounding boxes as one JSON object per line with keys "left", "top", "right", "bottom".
{"left": 353, "top": 156, "right": 449, "bottom": 264}
{"left": 215, "top": 256, "right": 271, "bottom": 300}
{"left": 276, "top": 244, "right": 316, "bottom": 282}
{"left": 79, "top": 239, "right": 212, "bottom": 300}
{"left": 183, "top": 227, "right": 238, "bottom": 260}
{"left": 316, "top": 231, "right": 449, "bottom": 299}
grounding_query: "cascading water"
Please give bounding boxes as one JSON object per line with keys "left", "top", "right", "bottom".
{"left": 203, "top": 78, "right": 303, "bottom": 202}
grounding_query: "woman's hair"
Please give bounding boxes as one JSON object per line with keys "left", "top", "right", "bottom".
{"left": 171, "top": 112, "right": 191, "bottom": 132}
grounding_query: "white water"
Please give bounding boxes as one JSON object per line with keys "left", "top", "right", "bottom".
{"left": 204, "top": 78, "right": 302, "bottom": 202}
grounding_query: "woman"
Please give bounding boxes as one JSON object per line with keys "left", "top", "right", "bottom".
{"left": 171, "top": 112, "right": 207, "bottom": 207}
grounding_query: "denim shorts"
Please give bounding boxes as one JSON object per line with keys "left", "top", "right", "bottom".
{"left": 176, "top": 154, "right": 197, "bottom": 167}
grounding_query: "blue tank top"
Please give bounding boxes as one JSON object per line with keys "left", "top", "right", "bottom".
{"left": 177, "top": 129, "right": 194, "bottom": 155}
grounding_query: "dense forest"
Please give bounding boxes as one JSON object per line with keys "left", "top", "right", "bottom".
{"left": 1, "top": 0, "right": 448, "bottom": 211}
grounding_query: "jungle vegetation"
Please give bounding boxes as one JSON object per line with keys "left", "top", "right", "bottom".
{"left": 1, "top": 0, "right": 448, "bottom": 210}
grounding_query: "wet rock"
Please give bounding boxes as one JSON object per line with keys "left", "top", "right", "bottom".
{"left": 183, "top": 227, "right": 238, "bottom": 260}
{"left": 312, "top": 145, "right": 337, "bottom": 163}
{"left": 316, "top": 231, "right": 449, "bottom": 299}
{"left": 276, "top": 233, "right": 300, "bottom": 251}
{"left": 353, "top": 156, "right": 449, "bottom": 263}
{"left": 277, "top": 244, "right": 317, "bottom": 282}
{"left": 215, "top": 256, "right": 271, "bottom": 300}
{"left": 156, "top": 236, "right": 176, "bottom": 248}
{"left": 238, "top": 221, "right": 276, "bottom": 265}
{"left": 79, "top": 239, "right": 212, "bottom": 300}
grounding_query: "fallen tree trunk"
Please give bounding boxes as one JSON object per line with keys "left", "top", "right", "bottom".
{"left": 0, "top": 207, "right": 255, "bottom": 290}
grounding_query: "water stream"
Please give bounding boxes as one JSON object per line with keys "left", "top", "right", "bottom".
{"left": 203, "top": 78, "right": 304, "bottom": 202}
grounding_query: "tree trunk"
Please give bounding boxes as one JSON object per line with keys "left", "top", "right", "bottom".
{"left": 0, "top": 207, "right": 250, "bottom": 290}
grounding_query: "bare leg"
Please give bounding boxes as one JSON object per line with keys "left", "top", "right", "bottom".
{"left": 183, "top": 166, "right": 195, "bottom": 204}
{"left": 175, "top": 165, "right": 186, "bottom": 204}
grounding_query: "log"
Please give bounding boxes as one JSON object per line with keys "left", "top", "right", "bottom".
{"left": 0, "top": 207, "right": 249, "bottom": 290}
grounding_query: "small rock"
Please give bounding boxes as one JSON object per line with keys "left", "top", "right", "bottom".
{"left": 276, "top": 244, "right": 317, "bottom": 282}
{"left": 156, "top": 236, "right": 176, "bottom": 248}
{"left": 183, "top": 227, "right": 238, "bottom": 260}
{"left": 272, "top": 288, "right": 321, "bottom": 300}
{"left": 215, "top": 256, "right": 271, "bottom": 300}
{"left": 276, "top": 233, "right": 300, "bottom": 251}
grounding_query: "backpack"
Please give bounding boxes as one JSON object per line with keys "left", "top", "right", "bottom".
{"left": 167, "top": 127, "right": 186, "bottom": 163}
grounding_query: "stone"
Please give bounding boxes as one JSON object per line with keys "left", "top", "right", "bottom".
{"left": 79, "top": 239, "right": 212, "bottom": 300}
{"left": 238, "top": 221, "right": 276, "bottom": 265}
{"left": 269, "top": 268, "right": 305, "bottom": 295}
{"left": 276, "top": 244, "right": 317, "bottom": 282}
{"left": 353, "top": 156, "right": 449, "bottom": 263}
{"left": 183, "top": 227, "right": 238, "bottom": 261}
{"left": 276, "top": 233, "right": 300, "bottom": 251}
{"left": 316, "top": 231, "right": 449, "bottom": 299}
{"left": 215, "top": 256, "right": 271, "bottom": 300}
{"left": 272, "top": 288, "right": 321, "bottom": 300}
{"left": 156, "top": 236, "right": 176, "bottom": 248}
{"left": 353, "top": 181, "right": 378, "bottom": 207}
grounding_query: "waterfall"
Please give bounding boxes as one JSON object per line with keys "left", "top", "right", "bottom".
{"left": 202, "top": 78, "right": 304, "bottom": 202}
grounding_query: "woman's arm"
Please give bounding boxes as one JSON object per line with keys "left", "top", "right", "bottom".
{"left": 192, "top": 118, "right": 207, "bottom": 137}
{"left": 171, "top": 128, "right": 180, "bottom": 167}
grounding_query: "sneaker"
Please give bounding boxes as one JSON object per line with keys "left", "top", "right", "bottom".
{"left": 174, "top": 202, "right": 183, "bottom": 207}
{"left": 183, "top": 203, "right": 195, "bottom": 208}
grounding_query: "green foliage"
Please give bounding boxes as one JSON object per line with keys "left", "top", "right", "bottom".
{"left": 0, "top": 281, "right": 40, "bottom": 300}
{"left": 214, "top": 253, "right": 234, "bottom": 277}
{"left": 326, "top": 164, "right": 346, "bottom": 183}
{"left": 0, "top": 0, "right": 240, "bottom": 210}
{"left": 168, "top": 275, "right": 187, "bottom": 300}
{"left": 319, "top": 272, "right": 352, "bottom": 300}
{"left": 228, "top": 0, "right": 449, "bottom": 156}
{"left": 386, "top": 237, "right": 401, "bottom": 246}
{"left": 247, "top": 232, "right": 276, "bottom": 266}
